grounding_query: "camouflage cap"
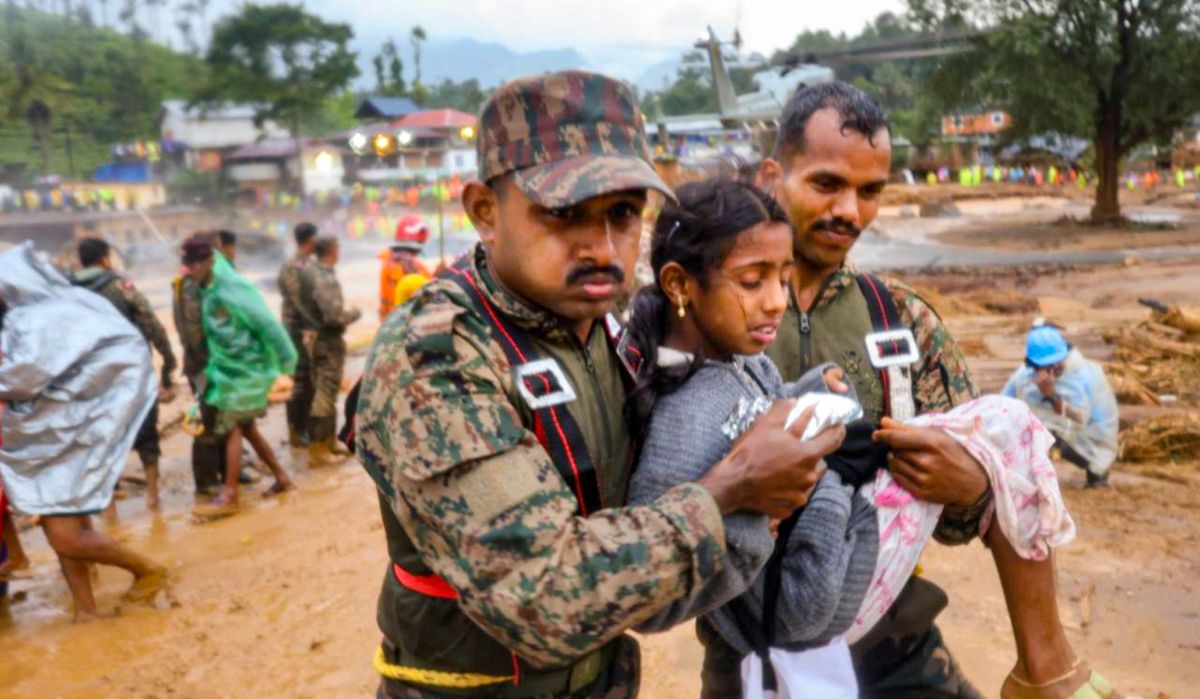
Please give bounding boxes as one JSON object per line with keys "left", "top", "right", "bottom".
{"left": 477, "top": 70, "right": 673, "bottom": 207}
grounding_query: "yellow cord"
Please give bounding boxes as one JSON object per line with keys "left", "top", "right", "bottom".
{"left": 373, "top": 647, "right": 514, "bottom": 689}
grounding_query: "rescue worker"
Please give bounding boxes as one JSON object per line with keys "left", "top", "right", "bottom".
{"left": 70, "top": 238, "right": 176, "bottom": 510}
{"left": 182, "top": 236, "right": 296, "bottom": 518}
{"left": 279, "top": 222, "right": 319, "bottom": 447}
{"left": 299, "top": 236, "right": 360, "bottom": 465}
{"left": 736, "top": 81, "right": 1088, "bottom": 699}
{"left": 378, "top": 214, "right": 431, "bottom": 320}
{"left": 354, "top": 70, "right": 844, "bottom": 699}
{"left": 172, "top": 233, "right": 226, "bottom": 495}
{"left": 1003, "top": 323, "right": 1118, "bottom": 488}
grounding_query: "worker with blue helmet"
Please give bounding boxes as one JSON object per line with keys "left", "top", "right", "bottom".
{"left": 1003, "top": 321, "right": 1119, "bottom": 487}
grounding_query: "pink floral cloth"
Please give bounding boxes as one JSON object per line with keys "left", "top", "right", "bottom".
{"left": 845, "top": 395, "right": 1076, "bottom": 643}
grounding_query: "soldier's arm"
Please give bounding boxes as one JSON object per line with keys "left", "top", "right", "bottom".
{"left": 357, "top": 304, "right": 726, "bottom": 668}
{"left": 127, "top": 283, "right": 178, "bottom": 386}
{"left": 891, "top": 283, "right": 992, "bottom": 545}
{"left": 314, "top": 273, "right": 361, "bottom": 329}
{"left": 280, "top": 265, "right": 308, "bottom": 313}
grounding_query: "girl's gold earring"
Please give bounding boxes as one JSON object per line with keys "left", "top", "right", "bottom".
{"left": 677, "top": 300, "right": 687, "bottom": 319}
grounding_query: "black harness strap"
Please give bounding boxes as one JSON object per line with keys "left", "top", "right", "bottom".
{"left": 856, "top": 273, "right": 906, "bottom": 419}
{"left": 442, "top": 258, "right": 608, "bottom": 516}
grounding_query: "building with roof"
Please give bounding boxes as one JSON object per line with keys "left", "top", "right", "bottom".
{"left": 354, "top": 96, "right": 421, "bottom": 121}
{"left": 223, "top": 138, "right": 344, "bottom": 199}
{"left": 346, "top": 108, "right": 479, "bottom": 182}
{"left": 158, "top": 101, "right": 291, "bottom": 172}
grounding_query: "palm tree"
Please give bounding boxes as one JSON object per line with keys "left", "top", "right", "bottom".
{"left": 409, "top": 25, "right": 426, "bottom": 87}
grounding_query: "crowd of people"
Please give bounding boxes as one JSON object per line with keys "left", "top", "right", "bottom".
{"left": 0, "top": 71, "right": 1130, "bottom": 699}
{"left": 0, "top": 210, "right": 403, "bottom": 614}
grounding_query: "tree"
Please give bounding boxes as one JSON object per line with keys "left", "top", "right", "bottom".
{"left": 913, "top": 0, "right": 1200, "bottom": 222}
{"left": 372, "top": 38, "right": 405, "bottom": 96}
{"left": 410, "top": 24, "right": 425, "bottom": 88}
{"left": 425, "top": 77, "right": 487, "bottom": 114}
{"left": 199, "top": 3, "right": 358, "bottom": 185}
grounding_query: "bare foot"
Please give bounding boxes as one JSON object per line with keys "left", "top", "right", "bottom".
{"left": 261, "top": 480, "right": 296, "bottom": 498}
{"left": 0, "top": 558, "right": 32, "bottom": 581}
{"left": 191, "top": 492, "right": 239, "bottom": 520}
{"left": 123, "top": 565, "right": 167, "bottom": 605}
{"left": 1002, "top": 664, "right": 1123, "bottom": 699}
{"left": 72, "top": 610, "right": 101, "bottom": 624}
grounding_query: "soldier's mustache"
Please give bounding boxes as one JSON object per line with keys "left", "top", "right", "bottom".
{"left": 810, "top": 218, "right": 862, "bottom": 237}
{"left": 566, "top": 265, "right": 626, "bottom": 286}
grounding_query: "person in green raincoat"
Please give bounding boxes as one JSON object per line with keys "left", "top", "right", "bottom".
{"left": 181, "top": 235, "right": 298, "bottom": 519}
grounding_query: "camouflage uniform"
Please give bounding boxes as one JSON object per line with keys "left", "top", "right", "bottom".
{"left": 299, "top": 261, "right": 359, "bottom": 442}
{"left": 690, "top": 262, "right": 985, "bottom": 699}
{"left": 172, "top": 272, "right": 225, "bottom": 492}
{"left": 71, "top": 266, "right": 176, "bottom": 466}
{"left": 278, "top": 253, "right": 316, "bottom": 441}
{"left": 355, "top": 71, "right": 724, "bottom": 699}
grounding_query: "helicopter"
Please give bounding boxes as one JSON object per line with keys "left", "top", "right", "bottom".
{"left": 651, "top": 25, "right": 977, "bottom": 165}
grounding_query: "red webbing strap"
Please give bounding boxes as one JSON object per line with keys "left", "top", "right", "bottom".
{"left": 392, "top": 562, "right": 459, "bottom": 600}
{"left": 442, "top": 260, "right": 603, "bottom": 517}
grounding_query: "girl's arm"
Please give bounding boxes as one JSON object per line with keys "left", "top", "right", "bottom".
{"left": 629, "top": 368, "right": 776, "bottom": 634}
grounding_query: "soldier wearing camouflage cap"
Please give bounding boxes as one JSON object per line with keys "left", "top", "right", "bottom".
{"left": 354, "top": 70, "right": 838, "bottom": 698}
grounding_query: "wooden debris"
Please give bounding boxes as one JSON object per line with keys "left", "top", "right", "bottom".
{"left": 1121, "top": 413, "right": 1200, "bottom": 463}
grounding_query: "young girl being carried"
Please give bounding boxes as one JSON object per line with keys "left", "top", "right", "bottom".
{"left": 625, "top": 178, "right": 1122, "bottom": 699}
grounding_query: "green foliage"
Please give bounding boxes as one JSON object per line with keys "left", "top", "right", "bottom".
{"left": 372, "top": 38, "right": 406, "bottom": 97}
{"left": 0, "top": 4, "right": 208, "bottom": 178}
{"left": 198, "top": 3, "right": 359, "bottom": 134}
{"left": 299, "top": 89, "right": 357, "bottom": 137}
{"left": 424, "top": 78, "right": 488, "bottom": 115}
{"left": 915, "top": 0, "right": 1200, "bottom": 220}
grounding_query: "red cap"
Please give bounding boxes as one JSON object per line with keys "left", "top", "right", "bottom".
{"left": 394, "top": 215, "right": 429, "bottom": 250}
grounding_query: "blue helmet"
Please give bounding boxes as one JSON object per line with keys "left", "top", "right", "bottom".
{"left": 1026, "top": 325, "right": 1069, "bottom": 367}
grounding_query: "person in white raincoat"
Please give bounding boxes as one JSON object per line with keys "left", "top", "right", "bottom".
{"left": 1003, "top": 322, "right": 1119, "bottom": 487}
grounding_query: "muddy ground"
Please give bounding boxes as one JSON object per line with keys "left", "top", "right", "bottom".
{"left": 2, "top": 197, "right": 1199, "bottom": 699}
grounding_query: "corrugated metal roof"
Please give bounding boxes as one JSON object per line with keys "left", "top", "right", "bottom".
{"left": 355, "top": 96, "right": 421, "bottom": 119}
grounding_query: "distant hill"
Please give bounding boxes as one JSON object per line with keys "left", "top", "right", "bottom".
{"left": 420, "top": 38, "right": 588, "bottom": 87}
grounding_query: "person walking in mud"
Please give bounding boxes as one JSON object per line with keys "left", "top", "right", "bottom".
{"left": 1, "top": 244, "right": 167, "bottom": 621}
{"left": 172, "top": 233, "right": 226, "bottom": 496}
{"left": 70, "top": 238, "right": 177, "bottom": 510}
{"left": 182, "top": 236, "right": 297, "bottom": 519}
{"left": 299, "top": 236, "right": 359, "bottom": 466}
{"left": 354, "top": 70, "right": 844, "bottom": 699}
{"left": 279, "top": 222, "right": 319, "bottom": 448}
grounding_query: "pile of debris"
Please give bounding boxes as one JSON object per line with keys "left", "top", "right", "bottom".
{"left": 1103, "top": 302, "right": 1200, "bottom": 406}
{"left": 1120, "top": 412, "right": 1200, "bottom": 463}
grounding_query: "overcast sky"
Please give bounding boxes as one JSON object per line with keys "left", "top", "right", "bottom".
{"left": 199, "top": 0, "right": 906, "bottom": 80}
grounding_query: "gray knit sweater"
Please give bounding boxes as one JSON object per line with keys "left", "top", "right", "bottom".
{"left": 628, "top": 353, "right": 879, "bottom": 656}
